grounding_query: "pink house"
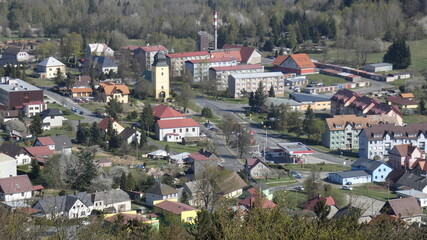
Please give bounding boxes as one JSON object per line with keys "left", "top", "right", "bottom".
{"left": 388, "top": 144, "right": 425, "bottom": 169}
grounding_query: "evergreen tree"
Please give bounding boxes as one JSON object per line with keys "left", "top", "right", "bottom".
{"left": 108, "top": 129, "right": 122, "bottom": 149}
{"left": 139, "top": 129, "right": 147, "bottom": 149}
{"left": 140, "top": 104, "right": 154, "bottom": 132}
{"left": 120, "top": 172, "right": 127, "bottom": 189}
{"left": 314, "top": 200, "right": 331, "bottom": 223}
{"left": 30, "top": 159, "right": 41, "bottom": 180}
{"left": 180, "top": 190, "right": 189, "bottom": 204}
{"left": 303, "top": 106, "right": 315, "bottom": 138}
{"left": 419, "top": 99, "right": 425, "bottom": 115}
{"left": 165, "top": 144, "right": 170, "bottom": 153}
{"left": 76, "top": 121, "right": 88, "bottom": 144}
{"left": 73, "top": 147, "right": 99, "bottom": 191}
{"left": 279, "top": 48, "right": 284, "bottom": 56}
{"left": 29, "top": 114, "right": 43, "bottom": 136}
{"left": 105, "top": 97, "right": 123, "bottom": 120}
{"left": 90, "top": 122, "right": 102, "bottom": 145}
{"left": 125, "top": 173, "right": 136, "bottom": 190}
{"left": 248, "top": 92, "right": 255, "bottom": 109}
{"left": 253, "top": 82, "right": 267, "bottom": 112}
{"left": 383, "top": 39, "right": 411, "bottom": 69}
{"left": 268, "top": 85, "right": 276, "bottom": 97}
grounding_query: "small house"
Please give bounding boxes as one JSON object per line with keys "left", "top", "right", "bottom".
{"left": 0, "top": 175, "right": 34, "bottom": 201}
{"left": 0, "top": 143, "right": 31, "bottom": 165}
{"left": 36, "top": 57, "right": 66, "bottom": 79}
{"left": 244, "top": 158, "right": 271, "bottom": 179}
{"left": 145, "top": 184, "right": 178, "bottom": 206}
{"left": 380, "top": 197, "right": 423, "bottom": 224}
{"left": 39, "top": 108, "right": 65, "bottom": 130}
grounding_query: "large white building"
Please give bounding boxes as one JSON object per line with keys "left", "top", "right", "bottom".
{"left": 85, "top": 43, "right": 114, "bottom": 59}
{"left": 228, "top": 72, "right": 285, "bottom": 98}
{"left": 209, "top": 64, "right": 264, "bottom": 90}
{"left": 185, "top": 57, "right": 238, "bottom": 83}
{"left": 359, "top": 123, "right": 427, "bottom": 160}
{"left": 0, "top": 153, "right": 17, "bottom": 178}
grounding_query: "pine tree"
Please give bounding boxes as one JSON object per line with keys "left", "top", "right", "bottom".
{"left": 268, "top": 85, "right": 276, "bottom": 97}
{"left": 383, "top": 39, "right": 411, "bottom": 69}
{"left": 303, "top": 106, "right": 315, "bottom": 138}
{"left": 29, "top": 114, "right": 43, "bottom": 136}
{"left": 30, "top": 159, "right": 41, "bottom": 180}
{"left": 248, "top": 92, "right": 255, "bottom": 110}
{"left": 106, "top": 97, "right": 123, "bottom": 120}
{"left": 90, "top": 122, "right": 102, "bottom": 145}
{"left": 139, "top": 129, "right": 147, "bottom": 149}
{"left": 125, "top": 173, "right": 136, "bottom": 190}
{"left": 74, "top": 147, "right": 99, "bottom": 191}
{"left": 76, "top": 121, "right": 88, "bottom": 144}
{"left": 120, "top": 172, "right": 127, "bottom": 189}
{"left": 140, "top": 105, "right": 154, "bottom": 132}
{"left": 314, "top": 200, "right": 331, "bottom": 223}
{"left": 419, "top": 99, "right": 426, "bottom": 115}
{"left": 165, "top": 144, "right": 170, "bottom": 153}
{"left": 108, "top": 129, "right": 122, "bottom": 149}
{"left": 180, "top": 190, "right": 189, "bottom": 204}
{"left": 253, "top": 82, "right": 267, "bottom": 112}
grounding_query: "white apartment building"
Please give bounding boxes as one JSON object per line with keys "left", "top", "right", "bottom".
{"left": 209, "top": 64, "right": 264, "bottom": 90}
{"left": 166, "top": 51, "right": 211, "bottom": 77}
{"left": 359, "top": 123, "right": 427, "bottom": 160}
{"left": 228, "top": 72, "right": 285, "bottom": 98}
{"left": 185, "top": 57, "right": 238, "bottom": 83}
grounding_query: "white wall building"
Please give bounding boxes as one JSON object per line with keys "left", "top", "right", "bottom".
{"left": 185, "top": 57, "right": 238, "bottom": 83}
{"left": 92, "top": 189, "right": 131, "bottom": 212}
{"left": 0, "top": 175, "right": 33, "bottom": 201}
{"left": 209, "top": 64, "right": 264, "bottom": 90}
{"left": 155, "top": 118, "right": 200, "bottom": 142}
{"left": 145, "top": 184, "right": 179, "bottom": 206}
{"left": 0, "top": 143, "right": 32, "bottom": 166}
{"left": 0, "top": 153, "right": 17, "bottom": 178}
{"left": 228, "top": 72, "right": 285, "bottom": 98}
{"left": 33, "top": 195, "right": 93, "bottom": 219}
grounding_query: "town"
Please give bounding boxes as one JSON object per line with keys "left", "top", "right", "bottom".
{"left": 0, "top": 3, "right": 427, "bottom": 240}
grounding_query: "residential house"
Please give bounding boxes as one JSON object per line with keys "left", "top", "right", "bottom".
{"left": 351, "top": 159, "right": 392, "bottom": 182}
{"left": 74, "top": 75, "right": 92, "bottom": 88}
{"left": 0, "top": 77, "right": 45, "bottom": 116}
{"left": 145, "top": 184, "right": 179, "bottom": 206}
{"left": 36, "top": 57, "right": 66, "bottom": 79}
{"left": 132, "top": 45, "right": 168, "bottom": 70}
{"left": 152, "top": 104, "right": 185, "bottom": 121}
{"left": 33, "top": 192, "right": 93, "bottom": 219}
{"left": 359, "top": 123, "right": 427, "bottom": 160}
{"left": 98, "top": 117, "right": 125, "bottom": 135}
{"left": 153, "top": 200, "right": 198, "bottom": 224}
{"left": 328, "top": 170, "right": 372, "bottom": 185}
{"left": 92, "top": 189, "right": 131, "bottom": 212}
{"left": 380, "top": 197, "right": 423, "bottom": 224}
{"left": 209, "top": 64, "right": 264, "bottom": 91}
{"left": 183, "top": 181, "right": 205, "bottom": 207}
{"left": 264, "top": 97, "right": 301, "bottom": 112}
{"left": 169, "top": 152, "right": 190, "bottom": 166}
{"left": 330, "top": 89, "right": 402, "bottom": 125}
{"left": 96, "top": 158, "right": 112, "bottom": 167}
{"left": 266, "top": 142, "right": 314, "bottom": 164}
{"left": 273, "top": 53, "right": 316, "bottom": 75}
{"left": 400, "top": 93, "right": 415, "bottom": 100}
{"left": 1, "top": 47, "right": 30, "bottom": 63}
{"left": 396, "top": 189, "right": 427, "bottom": 208}
{"left": 322, "top": 115, "right": 398, "bottom": 150}
{"left": 394, "top": 172, "right": 427, "bottom": 193}
{"left": 39, "top": 108, "right": 65, "bottom": 130}
{"left": 89, "top": 56, "right": 118, "bottom": 77}
{"left": 0, "top": 153, "right": 17, "bottom": 178}
{"left": 228, "top": 72, "right": 285, "bottom": 98}
{"left": 9, "top": 130, "right": 33, "bottom": 142}
{"left": 155, "top": 118, "right": 200, "bottom": 142}
{"left": 218, "top": 171, "right": 247, "bottom": 198}
{"left": 97, "top": 82, "right": 130, "bottom": 103}
{"left": 333, "top": 205, "right": 371, "bottom": 223}
{"left": 386, "top": 96, "right": 418, "bottom": 110}
{"left": 104, "top": 212, "right": 160, "bottom": 231}
{"left": 244, "top": 158, "right": 271, "bottom": 179}
{"left": 364, "top": 63, "right": 393, "bottom": 73}
{"left": 238, "top": 188, "right": 276, "bottom": 210}
{"left": 24, "top": 146, "right": 54, "bottom": 165}
{"left": 85, "top": 43, "right": 114, "bottom": 59}
{"left": 166, "top": 51, "right": 211, "bottom": 77}
{"left": 0, "top": 143, "right": 31, "bottom": 165}
{"left": 187, "top": 151, "right": 219, "bottom": 178}
{"left": 388, "top": 144, "right": 425, "bottom": 170}
{"left": 119, "top": 127, "right": 141, "bottom": 144}
{"left": 1, "top": 110, "right": 19, "bottom": 122}
{"left": 34, "top": 135, "right": 72, "bottom": 155}
{"left": 0, "top": 175, "right": 34, "bottom": 201}
{"left": 303, "top": 196, "right": 338, "bottom": 219}
{"left": 222, "top": 44, "right": 262, "bottom": 64}
{"left": 289, "top": 92, "right": 331, "bottom": 112}
{"left": 71, "top": 87, "right": 93, "bottom": 98}
{"left": 185, "top": 57, "right": 238, "bottom": 83}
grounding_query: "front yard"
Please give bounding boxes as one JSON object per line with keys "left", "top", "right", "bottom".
{"left": 347, "top": 182, "right": 397, "bottom": 201}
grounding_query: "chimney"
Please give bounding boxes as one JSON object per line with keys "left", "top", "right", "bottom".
{"left": 213, "top": 11, "right": 218, "bottom": 50}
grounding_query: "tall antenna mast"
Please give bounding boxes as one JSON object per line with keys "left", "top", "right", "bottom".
{"left": 214, "top": 11, "right": 218, "bottom": 50}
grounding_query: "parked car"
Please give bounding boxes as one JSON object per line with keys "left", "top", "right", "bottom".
{"left": 295, "top": 186, "right": 304, "bottom": 191}
{"left": 290, "top": 170, "right": 302, "bottom": 179}
{"left": 71, "top": 107, "right": 78, "bottom": 113}
{"left": 317, "top": 83, "right": 324, "bottom": 86}
{"left": 342, "top": 186, "right": 353, "bottom": 190}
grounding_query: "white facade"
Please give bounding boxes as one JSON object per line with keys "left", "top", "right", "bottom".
{"left": 185, "top": 59, "right": 238, "bottom": 83}
{"left": 92, "top": 200, "right": 131, "bottom": 212}
{"left": 228, "top": 72, "right": 285, "bottom": 98}
{"left": 0, "top": 153, "right": 17, "bottom": 178}
{"left": 33, "top": 198, "right": 93, "bottom": 219}
{"left": 24, "top": 102, "right": 47, "bottom": 117}
{"left": 15, "top": 153, "right": 32, "bottom": 165}
{"left": 0, "top": 190, "right": 32, "bottom": 202}
{"left": 42, "top": 115, "right": 65, "bottom": 130}
{"left": 209, "top": 65, "right": 264, "bottom": 91}
{"left": 146, "top": 192, "right": 178, "bottom": 207}
{"left": 2, "top": 51, "right": 30, "bottom": 62}
{"left": 85, "top": 43, "right": 114, "bottom": 58}
{"left": 157, "top": 126, "right": 200, "bottom": 142}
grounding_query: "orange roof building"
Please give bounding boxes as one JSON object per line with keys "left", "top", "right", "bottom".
{"left": 98, "top": 82, "right": 130, "bottom": 103}
{"left": 275, "top": 53, "right": 316, "bottom": 75}
{"left": 71, "top": 87, "right": 93, "bottom": 98}
{"left": 152, "top": 104, "right": 185, "bottom": 120}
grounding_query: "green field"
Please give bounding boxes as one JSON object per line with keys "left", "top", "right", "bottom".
{"left": 305, "top": 74, "right": 348, "bottom": 86}
{"left": 403, "top": 115, "right": 427, "bottom": 124}
{"left": 81, "top": 102, "right": 105, "bottom": 113}
{"left": 26, "top": 77, "right": 55, "bottom": 88}
{"left": 260, "top": 177, "right": 298, "bottom": 187}
{"left": 350, "top": 183, "right": 397, "bottom": 201}
{"left": 280, "top": 163, "right": 351, "bottom": 172}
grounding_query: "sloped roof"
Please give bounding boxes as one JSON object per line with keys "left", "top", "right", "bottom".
{"left": 0, "top": 175, "right": 33, "bottom": 194}
{"left": 210, "top": 50, "right": 242, "bottom": 62}
{"left": 98, "top": 117, "right": 118, "bottom": 130}
{"left": 325, "top": 115, "right": 378, "bottom": 131}
{"left": 333, "top": 205, "right": 362, "bottom": 219}
{"left": 50, "top": 135, "right": 72, "bottom": 150}
{"left": 40, "top": 108, "right": 63, "bottom": 119}
{"left": 272, "top": 55, "right": 288, "bottom": 65}
{"left": 145, "top": 184, "right": 178, "bottom": 196}
{"left": 0, "top": 143, "right": 27, "bottom": 158}
{"left": 395, "top": 172, "right": 427, "bottom": 191}
{"left": 239, "top": 195, "right": 276, "bottom": 209}
{"left": 390, "top": 144, "right": 421, "bottom": 157}
{"left": 36, "top": 136, "right": 55, "bottom": 146}
{"left": 157, "top": 118, "right": 199, "bottom": 129}
{"left": 218, "top": 172, "right": 247, "bottom": 195}
{"left": 34, "top": 194, "right": 91, "bottom": 214}
{"left": 3, "top": 47, "right": 25, "bottom": 55}
{"left": 383, "top": 197, "right": 422, "bottom": 218}
{"left": 211, "top": 64, "right": 263, "bottom": 72}
{"left": 71, "top": 87, "right": 93, "bottom": 93}
{"left": 287, "top": 54, "right": 316, "bottom": 68}
{"left": 303, "top": 196, "right": 336, "bottom": 210}
{"left": 351, "top": 159, "right": 388, "bottom": 172}
{"left": 400, "top": 93, "right": 414, "bottom": 99}
{"left": 154, "top": 200, "right": 196, "bottom": 214}
{"left": 91, "top": 55, "right": 118, "bottom": 68}
{"left": 92, "top": 189, "right": 130, "bottom": 205}
{"left": 119, "top": 127, "right": 137, "bottom": 140}
{"left": 222, "top": 44, "right": 259, "bottom": 63}
{"left": 290, "top": 92, "right": 331, "bottom": 103}
{"left": 334, "top": 170, "right": 370, "bottom": 178}
{"left": 98, "top": 83, "right": 130, "bottom": 95}
{"left": 152, "top": 104, "right": 185, "bottom": 119}
{"left": 88, "top": 43, "right": 113, "bottom": 54}
{"left": 25, "top": 146, "right": 54, "bottom": 157}
{"left": 362, "top": 123, "right": 427, "bottom": 141}
{"left": 140, "top": 45, "right": 168, "bottom": 52}
{"left": 387, "top": 96, "right": 417, "bottom": 106}
{"left": 37, "top": 57, "right": 65, "bottom": 67}
{"left": 189, "top": 152, "right": 209, "bottom": 161}
{"left": 166, "top": 51, "right": 210, "bottom": 59}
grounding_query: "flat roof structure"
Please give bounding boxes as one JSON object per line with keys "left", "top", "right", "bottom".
{"left": 277, "top": 142, "right": 314, "bottom": 154}
{"left": 230, "top": 72, "right": 283, "bottom": 79}
{"left": 0, "top": 78, "right": 41, "bottom": 92}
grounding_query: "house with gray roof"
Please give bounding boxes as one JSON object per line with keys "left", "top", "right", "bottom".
{"left": 351, "top": 159, "right": 392, "bottom": 182}
{"left": 92, "top": 189, "right": 131, "bottom": 212}
{"left": 40, "top": 108, "right": 65, "bottom": 130}
{"left": 1, "top": 47, "right": 30, "bottom": 64}
{"left": 264, "top": 97, "right": 301, "bottom": 111}
{"left": 328, "top": 170, "right": 372, "bottom": 185}
{"left": 32, "top": 192, "right": 93, "bottom": 219}
{"left": 36, "top": 57, "right": 66, "bottom": 79}
{"left": 0, "top": 143, "right": 31, "bottom": 165}
{"left": 34, "top": 135, "right": 72, "bottom": 155}
{"left": 145, "top": 184, "right": 178, "bottom": 206}
{"left": 89, "top": 56, "right": 118, "bottom": 78}
{"left": 380, "top": 197, "right": 423, "bottom": 224}
{"left": 394, "top": 172, "right": 427, "bottom": 193}
{"left": 119, "top": 127, "right": 141, "bottom": 144}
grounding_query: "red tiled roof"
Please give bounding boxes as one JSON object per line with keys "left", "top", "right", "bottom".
{"left": 303, "top": 196, "right": 336, "bottom": 210}
{"left": 289, "top": 54, "right": 316, "bottom": 68}
{"left": 33, "top": 185, "right": 44, "bottom": 191}
{"left": 98, "top": 118, "right": 116, "bottom": 130}
{"left": 166, "top": 51, "right": 210, "bottom": 59}
{"left": 71, "top": 88, "right": 93, "bottom": 93}
{"left": 25, "top": 146, "right": 54, "bottom": 157}
{"left": 121, "top": 45, "right": 142, "bottom": 51}
{"left": 36, "top": 136, "right": 55, "bottom": 146}
{"left": 272, "top": 55, "right": 288, "bottom": 65}
{"left": 189, "top": 152, "right": 209, "bottom": 161}
{"left": 387, "top": 96, "right": 418, "bottom": 106}
{"left": 16, "top": 207, "right": 41, "bottom": 215}
{"left": 140, "top": 45, "right": 167, "bottom": 52}
{"left": 0, "top": 175, "right": 33, "bottom": 194}
{"left": 246, "top": 158, "right": 258, "bottom": 166}
{"left": 211, "top": 64, "right": 263, "bottom": 71}
{"left": 157, "top": 118, "right": 199, "bottom": 129}
{"left": 154, "top": 200, "right": 197, "bottom": 214}
{"left": 99, "top": 83, "right": 130, "bottom": 95}
{"left": 152, "top": 104, "right": 185, "bottom": 119}
{"left": 187, "top": 57, "right": 235, "bottom": 64}
{"left": 239, "top": 196, "right": 277, "bottom": 209}
{"left": 222, "top": 44, "right": 258, "bottom": 63}
{"left": 210, "top": 50, "right": 242, "bottom": 62}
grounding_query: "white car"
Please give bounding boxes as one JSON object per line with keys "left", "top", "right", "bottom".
{"left": 342, "top": 186, "right": 353, "bottom": 191}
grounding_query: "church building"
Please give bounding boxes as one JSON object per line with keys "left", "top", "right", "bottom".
{"left": 151, "top": 52, "right": 170, "bottom": 100}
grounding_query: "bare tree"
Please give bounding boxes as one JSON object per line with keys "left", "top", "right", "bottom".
{"left": 218, "top": 114, "right": 240, "bottom": 144}
{"left": 177, "top": 83, "right": 194, "bottom": 113}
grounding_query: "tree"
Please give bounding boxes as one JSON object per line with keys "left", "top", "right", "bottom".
{"left": 177, "top": 83, "right": 194, "bottom": 113}
{"left": 248, "top": 92, "right": 255, "bottom": 109}
{"left": 105, "top": 97, "right": 124, "bottom": 120}
{"left": 72, "top": 147, "right": 99, "bottom": 191}
{"left": 119, "top": 172, "right": 127, "bottom": 189}
{"left": 140, "top": 104, "right": 154, "bottom": 132}
{"left": 4, "top": 119, "right": 26, "bottom": 133}
{"left": 76, "top": 121, "right": 89, "bottom": 145}
{"left": 303, "top": 169, "right": 323, "bottom": 199}
{"left": 419, "top": 99, "right": 426, "bottom": 115}
{"left": 108, "top": 129, "right": 122, "bottom": 149}
{"left": 36, "top": 41, "right": 58, "bottom": 59}
{"left": 303, "top": 106, "right": 315, "bottom": 138}
{"left": 53, "top": 68, "right": 65, "bottom": 86}
{"left": 89, "top": 122, "right": 102, "bottom": 146}
{"left": 165, "top": 144, "right": 171, "bottom": 153}
{"left": 268, "top": 85, "right": 276, "bottom": 97}
{"left": 311, "top": 119, "right": 325, "bottom": 144}
{"left": 30, "top": 159, "right": 41, "bottom": 180}
{"left": 125, "top": 173, "right": 136, "bottom": 190}
{"left": 180, "top": 190, "right": 189, "bottom": 205}
{"left": 236, "top": 127, "right": 252, "bottom": 158}
{"left": 252, "top": 82, "right": 267, "bottom": 112}
{"left": 201, "top": 107, "right": 213, "bottom": 118}
{"left": 218, "top": 114, "right": 240, "bottom": 144}
{"left": 29, "top": 114, "right": 43, "bottom": 136}
{"left": 314, "top": 200, "right": 331, "bottom": 223}
{"left": 383, "top": 39, "right": 411, "bottom": 69}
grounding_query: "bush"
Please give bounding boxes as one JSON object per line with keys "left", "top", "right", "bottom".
{"left": 201, "top": 107, "right": 213, "bottom": 118}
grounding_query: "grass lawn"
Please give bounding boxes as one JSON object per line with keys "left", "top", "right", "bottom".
{"left": 47, "top": 103, "right": 84, "bottom": 120}
{"left": 149, "top": 138, "right": 201, "bottom": 154}
{"left": 350, "top": 183, "right": 397, "bottom": 202}
{"left": 403, "top": 115, "right": 427, "bottom": 124}
{"left": 43, "top": 126, "right": 76, "bottom": 138}
{"left": 192, "top": 115, "right": 222, "bottom": 125}
{"left": 260, "top": 177, "right": 298, "bottom": 187}
{"left": 280, "top": 163, "right": 351, "bottom": 172}
{"left": 27, "top": 77, "right": 55, "bottom": 88}
{"left": 142, "top": 158, "right": 169, "bottom": 168}
{"left": 305, "top": 74, "right": 348, "bottom": 86}
{"left": 81, "top": 102, "right": 105, "bottom": 113}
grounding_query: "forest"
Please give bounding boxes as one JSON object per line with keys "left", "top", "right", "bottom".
{"left": 1, "top": 0, "right": 427, "bottom": 55}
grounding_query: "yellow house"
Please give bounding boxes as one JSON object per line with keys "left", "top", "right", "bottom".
{"left": 153, "top": 200, "right": 198, "bottom": 224}
{"left": 290, "top": 92, "right": 331, "bottom": 112}
{"left": 71, "top": 88, "right": 93, "bottom": 98}
{"left": 98, "top": 82, "right": 130, "bottom": 103}
{"left": 104, "top": 211, "right": 160, "bottom": 231}
{"left": 387, "top": 96, "right": 418, "bottom": 109}
{"left": 36, "top": 57, "right": 66, "bottom": 79}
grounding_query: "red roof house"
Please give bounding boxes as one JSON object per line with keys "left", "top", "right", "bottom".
{"left": 276, "top": 53, "right": 316, "bottom": 75}
{"left": 24, "top": 146, "right": 54, "bottom": 158}
{"left": 0, "top": 175, "right": 34, "bottom": 201}
{"left": 152, "top": 104, "right": 185, "bottom": 120}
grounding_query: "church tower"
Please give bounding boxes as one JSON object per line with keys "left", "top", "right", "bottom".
{"left": 151, "top": 52, "right": 170, "bottom": 100}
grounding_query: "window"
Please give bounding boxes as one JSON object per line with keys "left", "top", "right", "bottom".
{"left": 173, "top": 129, "right": 176, "bottom": 133}
{"left": 383, "top": 168, "right": 386, "bottom": 171}
{"left": 192, "top": 128, "right": 195, "bottom": 132}
{"left": 51, "top": 116, "right": 55, "bottom": 119}
{"left": 375, "top": 176, "right": 377, "bottom": 179}
{"left": 379, "top": 169, "right": 381, "bottom": 172}
{"left": 186, "top": 128, "right": 189, "bottom": 132}
{"left": 21, "top": 192, "right": 25, "bottom": 197}
{"left": 180, "top": 129, "right": 182, "bottom": 133}
{"left": 187, "top": 217, "right": 193, "bottom": 222}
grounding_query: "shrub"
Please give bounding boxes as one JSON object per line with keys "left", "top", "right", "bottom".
{"left": 201, "top": 107, "right": 213, "bottom": 118}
